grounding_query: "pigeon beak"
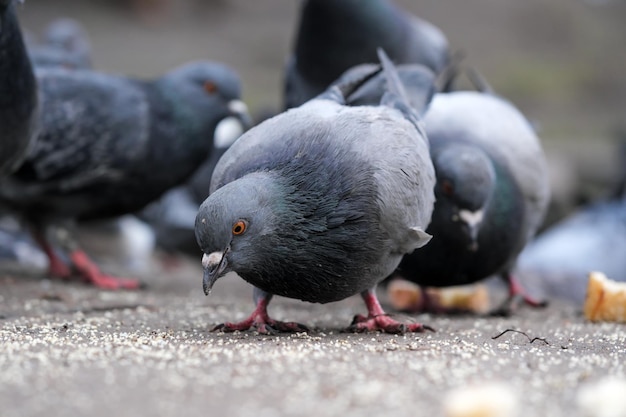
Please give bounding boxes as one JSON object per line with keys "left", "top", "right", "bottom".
{"left": 214, "top": 117, "right": 245, "bottom": 149}
{"left": 202, "top": 249, "right": 229, "bottom": 296}
{"left": 228, "top": 100, "right": 253, "bottom": 130}
{"left": 458, "top": 209, "right": 483, "bottom": 252}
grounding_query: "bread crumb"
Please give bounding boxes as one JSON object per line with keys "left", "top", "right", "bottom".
{"left": 387, "top": 279, "right": 490, "bottom": 313}
{"left": 583, "top": 272, "right": 626, "bottom": 323}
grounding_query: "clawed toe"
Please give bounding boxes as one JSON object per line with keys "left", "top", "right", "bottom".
{"left": 346, "top": 314, "right": 434, "bottom": 334}
{"left": 211, "top": 319, "right": 308, "bottom": 334}
{"left": 489, "top": 294, "right": 549, "bottom": 317}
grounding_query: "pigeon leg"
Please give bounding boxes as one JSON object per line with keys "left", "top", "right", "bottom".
{"left": 33, "top": 224, "right": 142, "bottom": 290}
{"left": 491, "top": 272, "right": 548, "bottom": 316}
{"left": 348, "top": 287, "right": 434, "bottom": 334}
{"left": 69, "top": 249, "right": 143, "bottom": 290}
{"left": 31, "top": 230, "right": 72, "bottom": 278}
{"left": 212, "top": 287, "right": 309, "bottom": 334}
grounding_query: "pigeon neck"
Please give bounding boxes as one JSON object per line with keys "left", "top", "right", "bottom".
{"left": 154, "top": 81, "right": 221, "bottom": 155}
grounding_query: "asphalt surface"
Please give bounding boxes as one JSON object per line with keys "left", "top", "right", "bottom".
{"left": 1, "top": 255, "right": 625, "bottom": 417}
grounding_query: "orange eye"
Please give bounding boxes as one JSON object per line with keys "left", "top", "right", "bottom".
{"left": 204, "top": 81, "right": 218, "bottom": 94}
{"left": 232, "top": 220, "right": 247, "bottom": 236}
{"left": 441, "top": 180, "right": 454, "bottom": 196}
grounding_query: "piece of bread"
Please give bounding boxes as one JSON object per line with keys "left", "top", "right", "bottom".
{"left": 583, "top": 271, "right": 626, "bottom": 323}
{"left": 387, "top": 279, "right": 490, "bottom": 314}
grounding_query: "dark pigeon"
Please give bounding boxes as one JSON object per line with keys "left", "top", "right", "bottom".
{"left": 0, "top": 0, "right": 38, "bottom": 178}
{"left": 284, "top": 0, "right": 449, "bottom": 109}
{"left": 0, "top": 61, "right": 251, "bottom": 290}
{"left": 139, "top": 98, "right": 250, "bottom": 254}
{"left": 392, "top": 91, "right": 551, "bottom": 315}
{"left": 195, "top": 49, "right": 436, "bottom": 334}
{"left": 27, "top": 18, "right": 92, "bottom": 70}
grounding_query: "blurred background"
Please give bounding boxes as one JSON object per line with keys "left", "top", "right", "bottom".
{"left": 16, "top": 0, "right": 626, "bottom": 213}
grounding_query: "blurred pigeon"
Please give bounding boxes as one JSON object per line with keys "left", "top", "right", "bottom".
{"left": 140, "top": 187, "right": 206, "bottom": 255}
{"left": 28, "top": 18, "right": 92, "bottom": 69}
{"left": 515, "top": 194, "right": 626, "bottom": 304}
{"left": 0, "top": 0, "right": 38, "bottom": 178}
{"left": 139, "top": 100, "right": 250, "bottom": 254}
{"left": 392, "top": 91, "right": 551, "bottom": 315}
{"left": 0, "top": 61, "right": 251, "bottom": 290}
{"left": 195, "top": 49, "right": 436, "bottom": 334}
{"left": 516, "top": 141, "right": 626, "bottom": 304}
{"left": 284, "top": 0, "right": 450, "bottom": 109}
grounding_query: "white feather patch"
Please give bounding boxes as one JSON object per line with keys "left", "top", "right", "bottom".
{"left": 214, "top": 117, "right": 244, "bottom": 149}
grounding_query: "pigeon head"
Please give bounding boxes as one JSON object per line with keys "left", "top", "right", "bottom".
{"left": 160, "top": 61, "right": 252, "bottom": 150}
{"left": 195, "top": 172, "right": 284, "bottom": 295}
{"left": 432, "top": 144, "right": 496, "bottom": 251}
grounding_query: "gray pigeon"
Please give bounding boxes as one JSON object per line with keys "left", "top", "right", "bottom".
{"left": 28, "top": 18, "right": 92, "bottom": 69}
{"left": 0, "top": 0, "right": 38, "bottom": 178}
{"left": 516, "top": 141, "right": 626, "bottom": 304}
{"left": 333, "top": 62, "right": 437, "bottom": 117}
{"left": 284, "top": 0, "right": 450, "bottom": 109}
{"left": 516, "top": 194, "right": 626, "bottom": 304}
{"left": 143, "top": 65, "right": 434, "bottom": 257}
{"left": 0, "top": 61, "right": 251, "bottom": 290}
{"left": 392, "top": 91, "right": 551, "bottom": 314}
{"left": 195, "top": 50, "right": 436, "bottom": 334}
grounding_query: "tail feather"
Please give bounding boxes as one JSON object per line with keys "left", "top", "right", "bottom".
{"left": 316, "top": 64, "right": 382, "bottom": 105}
{"left": 377, "top": 48, "right": 427, "bottom": 139}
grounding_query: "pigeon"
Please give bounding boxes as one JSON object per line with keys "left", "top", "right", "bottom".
{"left": 0, "top": 61, "right": 251, "bottom": 290}
{"left": 515, "top": 194, "right": 626, "bottom": 304}
{"left": 143, "top": 65, "right": 434, "bottom": 257}
{"left": 333, "top": 62, "right": 437, "bottom": 116}
{"left": 391, "top": 90, "right": 551, "bottom": 315}
{"left": 139, "top": 98, "right": 250, "bottom": 255}
{"left": 0, "top": 0, "right": 38, "bottom": 178}
{"left": 27, "top": 18, "right": 92, "bottom": 69}
{"left": 284, "top": 0, "right": 450, "bottom": 109}
{"left": 195, "top": 49, "right": 436, "bottom": 334}
{"left": 516, "top": 140, "right": 626, "bottom": 304}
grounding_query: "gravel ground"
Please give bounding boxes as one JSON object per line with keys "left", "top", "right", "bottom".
{"left": 1, "top": 256, "right": 625, "bottom": 417}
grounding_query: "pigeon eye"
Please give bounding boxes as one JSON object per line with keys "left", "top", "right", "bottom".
{"left": 204, "top": 81, "right": 218, "bottom": 94}
{"left": 232, "top": 220, "right": 247, "bottom": 236}
{"left": 441, "top": 180, "right": 454, "bottom": 196}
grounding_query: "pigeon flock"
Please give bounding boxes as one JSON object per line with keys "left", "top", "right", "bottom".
{"left": 0, "top": 0, "right": 622, "bottom": 334}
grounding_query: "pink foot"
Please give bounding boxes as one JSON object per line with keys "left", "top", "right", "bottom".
{"left": 32, "top": 231, "right": 72, "bottom": 278}
{"left": 349, "top": 313, "right": 434, "bottom": 334}
{"left": 347, "top": 288, "right": 435, "bottom": 334}
{"left": 491, "top": 273, "right": 548, "bottom": 316}
{"left": 47, "top": 253, "right": 72, "bottom": 279}
{"left": 212, "top": 293, "right": 308, "bottom": 334}
{"left": 70, "top": 250, "right": 143, "bottom": 290}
